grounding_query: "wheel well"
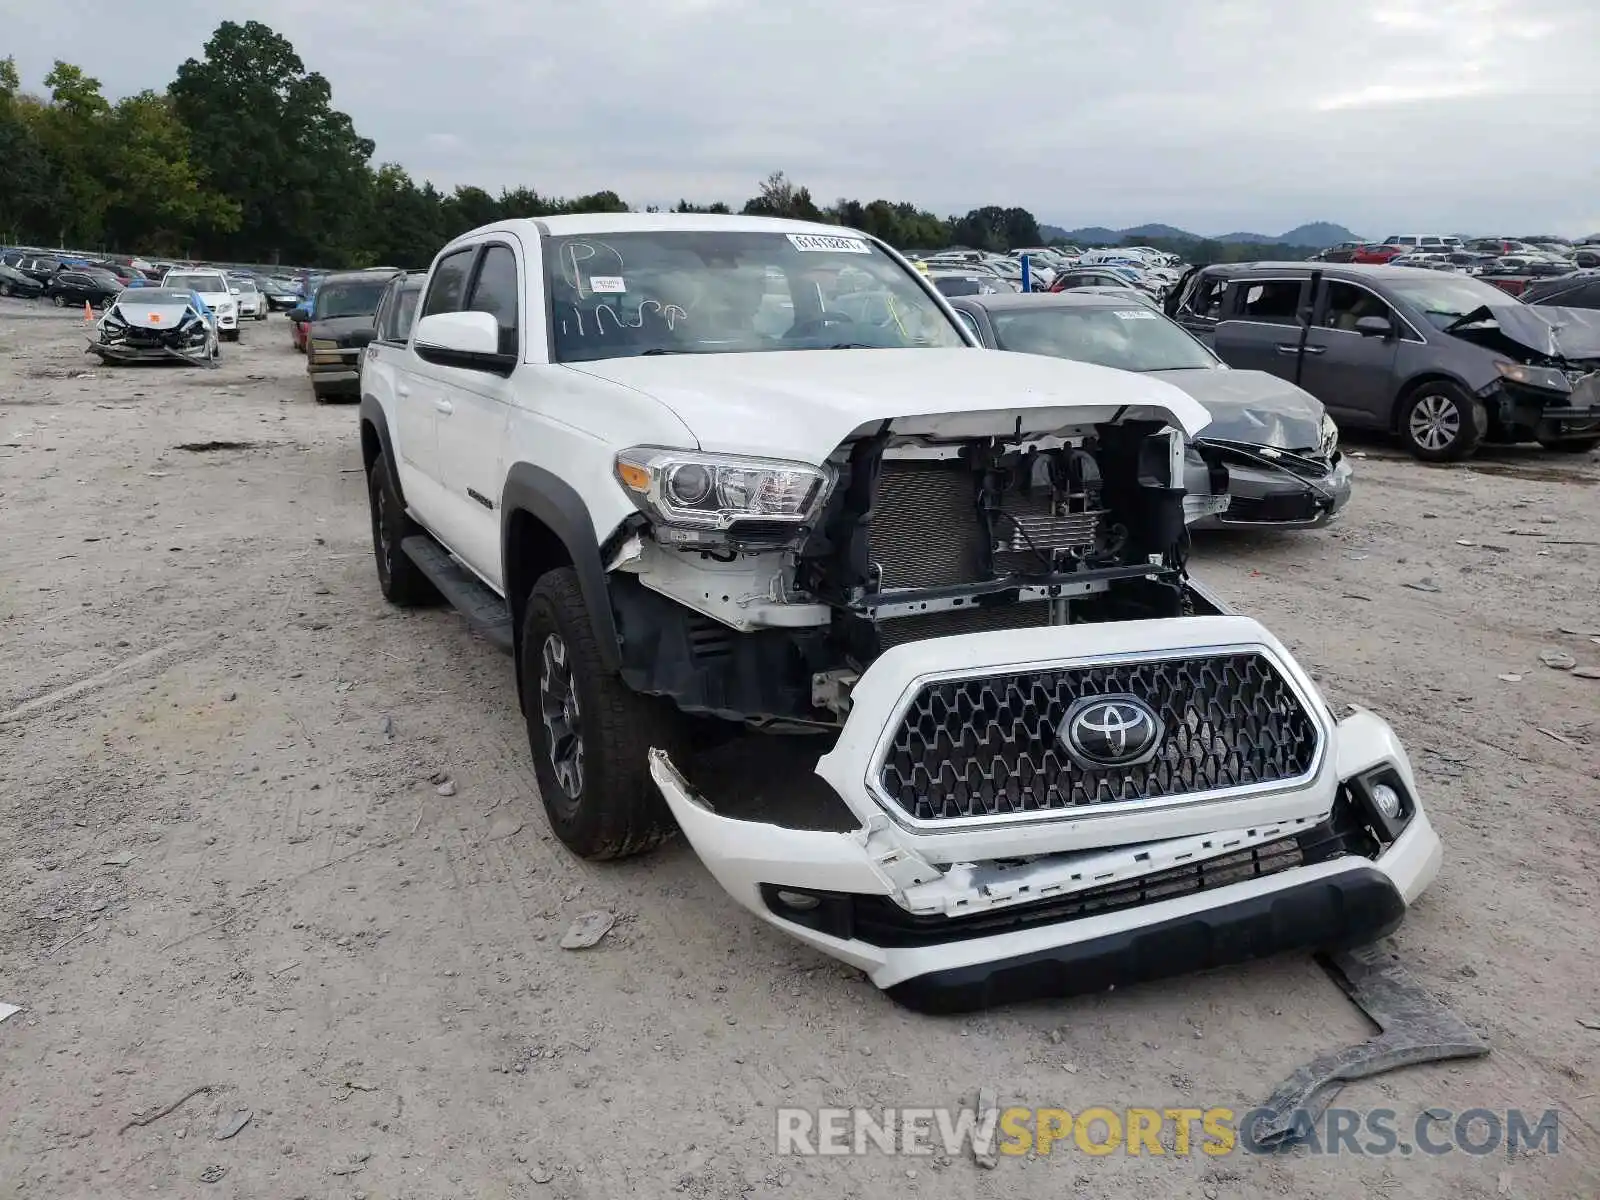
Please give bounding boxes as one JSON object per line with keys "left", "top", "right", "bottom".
{"left": 360, "top": 418, "right": 381, "bottom": 474}
{"left": 1389, "top": 373, "right": 1468, "bottom": 432}
{"left": 505, "top": 509, "right": 575, "bottom": 680}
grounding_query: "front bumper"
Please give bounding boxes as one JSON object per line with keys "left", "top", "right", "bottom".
{"left": 308, "top": 350, "right": 360, "bottom": 390}
{"left": 1191, "top": 446, "right": 1353, "bottom": 531}
{"left": 651, "top": 617, "right": 1441, "bottom": 1012}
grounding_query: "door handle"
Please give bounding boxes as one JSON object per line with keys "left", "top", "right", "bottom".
{"left": 1302, "top": 345, "right": 1326, "bottom": 355}
{"left": 1275, "top": 343, "right": 1326, "bottom": 355}
{"left": 434, "top": 398, "right": 454, "bottom": 415}
{"left": 396, "top": 384, "right": 411, "bottom": 397}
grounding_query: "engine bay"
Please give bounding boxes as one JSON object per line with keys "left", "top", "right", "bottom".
{"left": 610, "top": 419, "right": 1200, "bottom": 726}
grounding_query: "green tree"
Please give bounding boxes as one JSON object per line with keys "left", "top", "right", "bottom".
{"left": 101, "top": 91, "right": 238, "bottom": 253}
{"left": 364, "top": 163, "right": 446, "bottom": 268}
{"left": 951, "top": 205, "right": 1041, "bottom": 253}
{"left": 0, "top": 57, "right": 61, "bottom": 242}
{"left": 741, "top": 171, "right": 823, "bottom": 221}
{"left": 34, "top": 61, "right": 112, "bottom": 244}
{"left": 672, "top": 199, "right": 731, "bottom": 214}
{"left": 170, "top": 20, "right": 374, "bottom": 262}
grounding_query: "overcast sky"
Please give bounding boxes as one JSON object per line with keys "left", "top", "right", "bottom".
{"left": 7, "top": 0, "right": 1599, "bottom": 238}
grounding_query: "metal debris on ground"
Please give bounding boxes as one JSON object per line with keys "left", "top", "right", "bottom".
{"left": 435, "top": 777, "right": 457, "bottom": 797}
{"left": 1539, "top": 650, "right": 1577, "bottom": 670}
{"left": 0, "top": 1001, "right": 20, "bottom": 1024}
{"left": 198, "top": 1164, "right": 227, "bottom": 1184}
{"left": 559, "top": 911, "right": 616, "bottom": 950}
{"left": 214, "top": 1109, "right": 253, "bottom": 1140}
{"left": 118, "top": 1083, "right": 220, "bottom": 1134}
{"left": 1497, "top": 674, "right": 1523, "bottom": 683}
{"left": 102, "top": 851, "right": 135, "bottom": 866}
{"left": 1573, "top": 667, "right": 1600, "bottom": 680}
{"left": 1402, "top": 578, "right": 1442, "bottom": 593}
{"left": 1537, "top": 727, "right": 1579, "bottom": 748}
{"left": 1247, "top": 944, "right": 1489, "bottom": 1149}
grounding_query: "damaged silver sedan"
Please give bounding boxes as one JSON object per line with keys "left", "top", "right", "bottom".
{"left": 88, "top": 288, "right": 220, "bottom": 367}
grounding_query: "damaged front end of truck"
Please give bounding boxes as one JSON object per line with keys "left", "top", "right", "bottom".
{"left": 598, "top": 372, "right": 1441, "bottom": 1013}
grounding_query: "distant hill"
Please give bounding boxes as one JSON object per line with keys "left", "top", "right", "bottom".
{"left": 1041, "top": 221, "right": 1360, "bottom": 249}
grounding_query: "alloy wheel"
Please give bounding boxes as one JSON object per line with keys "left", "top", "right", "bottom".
{"left": 1408, "top": 393, "right": 1461, "bottom": 453}
{"left": 538, "top": 633, "right": 584, "bottom": 802}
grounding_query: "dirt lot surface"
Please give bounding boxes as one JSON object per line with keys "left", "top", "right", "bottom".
{"left": 2, "top": 300, "right": 1598, "bottom": 1199}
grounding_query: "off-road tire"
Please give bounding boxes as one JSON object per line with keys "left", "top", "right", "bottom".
{"left": 1399, "top": 382, "right": 1486, "bottom": 462}
{"left": 522, "top": 567, "right": 686, "bottom": 860}
{"left": 366, "top": 450, "right": 439, "bottom": 607}
{"left": 1536, "top": 435, "right": 1599, "bottom": 454}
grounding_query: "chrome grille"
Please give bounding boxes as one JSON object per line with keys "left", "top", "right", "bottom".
{"left": 878, "top": 652, "right": 1320, "bottom": 823}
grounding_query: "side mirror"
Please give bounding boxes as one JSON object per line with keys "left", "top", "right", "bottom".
{"left": 413, "top": 311, "right": 516, "bottom": 376}
{"left": 1354, "top": 315, "right": 1393, "bottom": 338}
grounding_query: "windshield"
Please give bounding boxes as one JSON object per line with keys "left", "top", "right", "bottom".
{"left": 166, "top": 273, "right": 226, "bottom": 294}
{"left": 544, "top": 230, "right": 966, "bottom": 362}
{"left": 1385, "top": 275, "right": 1524, "bottom": 328}
{"left": 990, "top": 305, "right": 1219, "bottom": 371}
{"left": 234, "top": 278, "right": 258, "bottom": 292}
{"left": 313, "top": 281, "right": 389, "bottom": 320}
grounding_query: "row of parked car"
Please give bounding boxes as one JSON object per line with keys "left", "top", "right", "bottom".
{"left": 0, "top": 245, "right": 314, "bottom": 316}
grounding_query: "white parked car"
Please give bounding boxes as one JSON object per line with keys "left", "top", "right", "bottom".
{"left": 159, "top": 269, "right": 239, "bottom": 340}
{"left": 232, "top": 276, "right": 268, "bottom": 320}
{"left": 359, "top": 213, "right": 1441, "bottom": 1012}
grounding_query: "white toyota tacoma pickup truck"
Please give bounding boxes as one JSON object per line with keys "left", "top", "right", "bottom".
{"left": 358, "top": 214, "right": 1441, "bottom": 1013}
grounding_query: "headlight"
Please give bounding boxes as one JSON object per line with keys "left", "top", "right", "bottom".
{"left": 614, "top": 448, "right": 832, "bottom": 530}
{"left": 1494, "top": 360, "right": 1571, "bottom": 393}
{"left": 1319, "top": 413, "right": 1339, "bottom": 453}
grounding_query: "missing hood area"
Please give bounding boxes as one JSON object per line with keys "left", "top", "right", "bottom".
{"left": 1445, "top": 303, "right": 1600, "bottom": 364}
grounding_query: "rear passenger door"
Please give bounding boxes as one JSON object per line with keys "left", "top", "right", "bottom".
{"left": 1211, "top": 277, "right": 1309, "bottom": 379}
{"left": 428, "top": 241, "right": 523, "bottom": 587}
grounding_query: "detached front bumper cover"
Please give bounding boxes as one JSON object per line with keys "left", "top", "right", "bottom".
{"left": 651, "top": 617, "right": 1441, "bottom": 1012}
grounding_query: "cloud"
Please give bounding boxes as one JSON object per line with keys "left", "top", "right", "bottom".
{"left": 4, "top": 0, "right": 1598, "bottom": 236}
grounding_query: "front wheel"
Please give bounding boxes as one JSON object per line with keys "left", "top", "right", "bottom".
{"left": 0, "top": 282, "right": 12, "bottom": 297}
{"left": 522, "top": 568, "right": 687, "bottom": 860}
{"left": 51, "top": 293, "right": 66, "bottom": 308}
{"left": 1399, "top": 383, "right": 1485, "bottom": 462}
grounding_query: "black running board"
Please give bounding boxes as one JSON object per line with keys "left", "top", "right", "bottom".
{"left": 399, "top": 535, "right": 514, "bottom": 654}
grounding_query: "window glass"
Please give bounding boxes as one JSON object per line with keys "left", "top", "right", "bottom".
{"left": 1317, "top": 282, "right": 1393, "bottom": 331}
{"left": 953, "top": 309, "right": 982, "bottom": 338}
{"left": 543, "top": 230, "right": 965, "bottom": 363}
{"left": 1183, "top": 277, "right": 1227, "bottom": 319}
{"left": 384, "top": 285, "right": 422, "bottom": 340}
{"left": 990, "top": 306, "right": 1217, "bottom": 370}
{"left": 1234, "top": 279, "right": 1303, "bottom": 324}
{"left": 467, "top": 245, "right": 519, "bottom": 355}
{"left": 422, "top": 249, "right": 475, "bottom": 319}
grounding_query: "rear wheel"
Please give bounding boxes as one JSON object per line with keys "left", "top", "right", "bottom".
{"left": 1399, "top": 382, "right": 1486, "bottom": 462}
{"left": 522, "top": 568, "right": 686, "bottom": 860}
{"left": 366, "top": 450, "right": 439, "bottom": 606}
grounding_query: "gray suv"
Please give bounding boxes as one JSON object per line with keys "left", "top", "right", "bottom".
{"left": 1168, "top": 262, "right": 1600, "bottom": 460}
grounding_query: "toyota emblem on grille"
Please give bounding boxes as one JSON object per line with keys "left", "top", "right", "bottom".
{"left": 1060, "top": 695, "right": 1164, "bottom": 769}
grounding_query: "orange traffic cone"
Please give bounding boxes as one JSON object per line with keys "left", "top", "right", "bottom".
{"left": 84, "top": 301, "right": 93, "bottom": 322}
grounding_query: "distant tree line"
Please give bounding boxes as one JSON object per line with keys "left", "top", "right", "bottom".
{"left": 0, "top": 20, "right": 1303, "bottom": 270}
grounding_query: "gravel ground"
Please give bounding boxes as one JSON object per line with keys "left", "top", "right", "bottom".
{"left": 2, "top": 300, "right": 1597, "bottom": 1199}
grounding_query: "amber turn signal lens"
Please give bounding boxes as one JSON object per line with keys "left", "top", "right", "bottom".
{"left": 615, "top": 462, "right": 652, "bottom": 492}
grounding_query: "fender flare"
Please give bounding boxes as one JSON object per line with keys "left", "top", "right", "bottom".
{"left": 359, "top": 395, "right": 403, "bottom": 505}
{"left": 501, "top": 462, "right": 623, "bottom": 670}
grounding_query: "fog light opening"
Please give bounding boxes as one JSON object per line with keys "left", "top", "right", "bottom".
{"left": 774, "top": 889, "right": 821, "bottom": 912}
{"left": 1371, "top": 782, "right": 1402, "bottom": 821}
